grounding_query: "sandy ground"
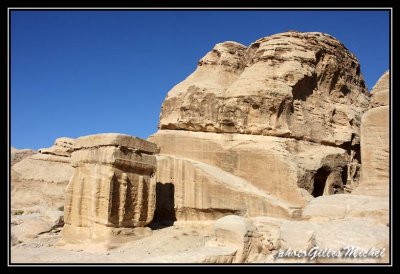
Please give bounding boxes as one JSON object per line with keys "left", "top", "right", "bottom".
{"left": 11, "top": 222, "right": 236, "bottom": 264}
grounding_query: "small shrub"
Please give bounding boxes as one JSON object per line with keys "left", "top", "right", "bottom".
{"left": 58, "top": 205, "right": 64, "bottom": 211}
{"left": 14, "top": 210, "right": 24, "bottom": 215}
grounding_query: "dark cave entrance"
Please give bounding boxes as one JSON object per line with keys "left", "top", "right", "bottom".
{"left": 150, "top": 182, "right": 176, "bottom": 228}
{"left": 312, "top": 168, "right": 330, "bottom": 197}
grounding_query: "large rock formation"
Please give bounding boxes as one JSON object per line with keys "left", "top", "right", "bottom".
{"left": 38, "top": 137, "right": 75, "bottom": 157}
{"left": 159, "top": 31, "right": 369, "bottom": 146}
{"left": 11, "top": 147, "right": 36, "bottom": 166}
{"left": 11, "top": 138, "right": 74, "bottom": 245}
{"left": 149, "top": 31, "right": 370, "bottom": 221}
{"left": 369, "top": 71, "right": 389, "bottom": 108}
{"left": 11, "top": 137, "right": 75, "bottom": 210}
{"left": 353, "top": 71, "right": 389, "bottom": 197}
{"left": 152, "top": 130, "right": 349, "bottom": 220}
{"left": 62, "top": 134, "right": 157, "bottom": 244}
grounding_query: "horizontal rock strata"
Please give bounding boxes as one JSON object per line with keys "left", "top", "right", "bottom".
{"left": 62, "top": 133, "right": 157, "bottom": 243}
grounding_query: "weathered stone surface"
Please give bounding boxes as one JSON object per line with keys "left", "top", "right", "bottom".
{"left": 11, "top": 139, "right": 74, "bottom": 246}
{"left": 149, "top": 31, "right": 370, "bottom": 222}
{"left": 39, "top": 137, "right": 75, "bottom": 157}
{"left": 302, "top": 194, "right": 389, "bottom": 225}
{"left": 12, "top": 137, "right": 75, "bottom": 184}
{"left": 213, "top": 215, "right": 256, "bottom": 243}
{"left": 275, "top": 219, "right": 389, "bottom": 263}
{"left": 203, "top": 215, "right": 262, "bottom": 263}
{"left": 150, "top": 130, "right": 352, "bottom": 220}
{"left": 10, "top": 31, "right": 390, "bottom": 264}
{"left": 11, "top": 210, "right": 64, "bottom": 245}
{"left": 11, "top": 138, "right": 75, "bottom": 210}
{"left": 13, "top": 154, "right": 73, "bottom": 184}
{"left": 354, "top": 80, "right": 389, "bottom": 197}
{"left": 159, "top": 31, "right": 369, "bottom": 147}
{"left": 370, "top": 70, "right": 389, "bottom": 107}
{"left": 73, "top": 133, "right": 158, "bottom": 153}
{"left": 155, "top": 155, "right": 299, "bottom": 221}
{"left": 62, "top": 134, "right": 157, "bottom": 244}
{"left": 353, "top": 71, "right": 389, "bottom": 197}
{"left": 11, "top": 147, "right": 36, "bottom": 166}
{"left": 313, "top": 220, "right": 388, "bottom": 263}
{"left": 11, "top": 216, "right": 54, "bottom": 244}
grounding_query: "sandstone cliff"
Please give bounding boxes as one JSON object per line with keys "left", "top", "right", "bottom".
{"left": 11, "top": 147, "right": 36, "bottom": 166}
{"left": 150, "top": 31, "right": 370, "bottom": 221}
{"left": 159, "top": 31, "right": 369, "bottom": 146}
{"left": 354, "top": 71, "right": 389, "bottom": 197}
{"left": 12, "top": 137, "right": 75, "bottom": 210}
{"left": 11, "top": 138, "right": 75, "bottom": 245}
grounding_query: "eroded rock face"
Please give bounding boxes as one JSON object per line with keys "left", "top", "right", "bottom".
{"left": 159, "top": 31, "right": 369, "bottom": 147}
{"left": 38, "top": 137, "right": 74, "bottom": 157}
{"left": 11, "top": 138, "right": 75, "bottom": 245}
{"left": 150, "top": 130, "right": 351, "bottom": 221}
{"left": 11, "top": 147, "right": 36, "bottom": 166}
{"left": 370, "top": 71, "right": 389, "bottom": 108}
{"left": 354, "top": 71, "right": 389, "bottom": 197}
{"left": 203, "top": 215, "right": 262, "bottom": 263}
{"left": 155, "top": 154, "right": 300, "bottom": 221}
{"left": 302, "top": 194, "right": 389, "bottom": 225}
{"left": 150, "top": 31, "right": 369, "bottom": 221}
{"left": 11, "top": 137, "right": 75, "bottom": 210}
{"left": 276, "top": 219, "right": 389, "bottom": 263}
{"left": 62, "top": 134, "right": 157, "bottom": 243}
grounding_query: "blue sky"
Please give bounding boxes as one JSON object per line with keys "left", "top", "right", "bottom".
{"left": 11, "top": 10, "right": 390, "bottom": 150}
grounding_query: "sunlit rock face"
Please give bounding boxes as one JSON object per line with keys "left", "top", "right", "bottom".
{"left": 150, "top": 31, "right": 371, "bottom": 221}
{"left": 62, "top": 133, "right": 157, "bottom": 243}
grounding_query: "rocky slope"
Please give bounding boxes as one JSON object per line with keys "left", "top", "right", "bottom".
{"left": 11, "top": 147, "right": 36, "bottom": 166}
{"left": 11, "top": 138, "right": 75, "bottom": 245}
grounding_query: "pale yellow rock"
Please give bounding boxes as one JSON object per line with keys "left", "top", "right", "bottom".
{"left": 251, "top": 216, "right": 284, "bottom": 257}
{"left": 155, "top": 155, "right": 300, "bottom": 221}
{"left": 313, "top": 220, "right": 389, "bottom": 263}
{"left": 11, "top": 138, "right": 75, "bottom": 210}
{"left": 203, "top": 215, "right": 262, "bottom": 263}
{"left": 61, "top": 133, "right": 157, "bottom": 244}
{"left": 276, "top": 219, "right": 389, "bottom": 263}
{"left": 11, "top": 217, "right": 53, "bottom": 244}
{"left": 150, "top": 31, "right": 369, "bottom": 222}
{"left": 11, "top": 139, "right": 73, "bottom": 245}
{"left": 276, "top": 220, "right": 318, "bottom": 263}
{"left": 370, "top": 70, "right": 389, "bottom": 107}
{"left": 11, "top": 147, "right": 36, "bottom": 166}
{"left": 159, "top": 31, "right": 369, "bottom": 147}
{"left": 150, "top": 130, "right": 351, "bottom": 215}
{"left": 13, "top": 154, "right": 73, "bottom": 183}
{"left": 10, "top": 32, "right": 390, "bottom": 264}
{"left": 213, "top": 215, "right": 256, "bottom": 244}
{"left": 11, "top": 210, "right": 63, "bottom": 245}
{"left": 39, "top": 137, "right": 75, "bottom": 157}
{"left": 354, "top": 106, "right": 389, "bottom": 197}
{"left": 302, "top": 194, "right": 389, "bottom": 225}
{"left": 12, "top": 137, "right": 75, "bottom": 184}
{"left": 73, "top": 133, "right": 158, "bottom": 153}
